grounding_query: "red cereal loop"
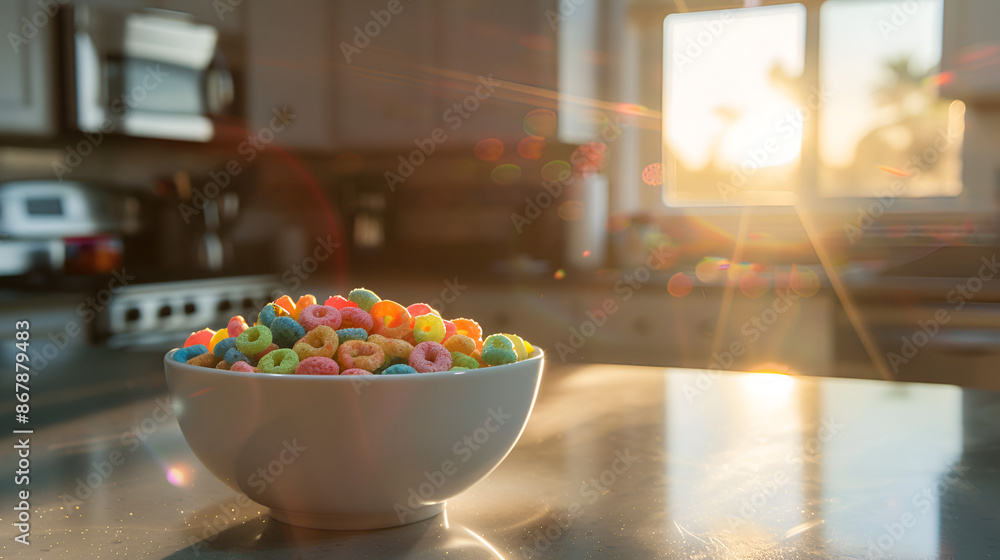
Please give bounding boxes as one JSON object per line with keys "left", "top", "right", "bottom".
{"left": 341, "top": 368, "right": 373, "bottom": 376}
{"left": 335, "top": 340, "right": 384, "bottom": 372}
{"left": 408, "top": 341, "right": 452, "bottom": 373}
{"left": 296, "top": 356, "right": 340, "bottom": 375}
{"left": 442, "top": 319, "right": 457, "bottom": 342}
{"left": 339, "top": 307, "right": 374, "bottom": 333}
{"left": 230, "top": 361, "right": 259, "bottom": 373}
{"left": 324, "top": 295, "right": 358, "bottom": 310}
{"left": 298, "top": 304, "right": 343, "bottom": 331}
{"left": 227, "top": 316, "right": 249, "bottom": 338}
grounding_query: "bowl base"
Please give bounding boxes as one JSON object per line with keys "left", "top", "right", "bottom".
{"left": 267, "top": 503, "right": 445, "bottom": 530}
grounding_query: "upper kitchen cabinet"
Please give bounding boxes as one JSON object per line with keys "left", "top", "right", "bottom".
{"left": 244, "top": 0, "right": 335, "bottom": 151}
{"left": 941, "top": 0, "right": 1000, "bottom": 103}
{"left": 0, "top": 0, "right": 58, "bottom": 136}
{"left": 435, "top": 0, "right": 558, "bottom": 144}
{"left": 327, "top": 0, "right": 438, "bottom": 150}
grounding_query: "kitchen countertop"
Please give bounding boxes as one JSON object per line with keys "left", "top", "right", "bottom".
{"left": 1, "top": 364, "right": 999, "bottom": 559}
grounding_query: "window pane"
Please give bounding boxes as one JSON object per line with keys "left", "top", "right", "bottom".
{"left": 662, "top": 4, "right": 807, "bottom": 206}
{"left": 818, "top": 0, "right": 964, "bottom": 197}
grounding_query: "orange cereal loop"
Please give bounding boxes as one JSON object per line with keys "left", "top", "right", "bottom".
{"left": 273, "top": 295, "right": 296, "bottom": 314}
{"left": 292, "top": 325, "right": 339, "bottom": 360}
{"left": 471, "top": 348, "right": 487, "bottom": 368}
{"left": 292, "top": 294, "right": 317, "bottom": 320}
{"left": 452, "top": 318, "right": 483, "bottom": 342}
{"left": 369, "top": 300, "right": 412, "bottom": 339}
{"left": 335, "top": 340, "right": 385, "bottom": 372}
{"left": 443, "top": 334, "right": 476, "bottom": 356}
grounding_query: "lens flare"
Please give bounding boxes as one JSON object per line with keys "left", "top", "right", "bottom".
{"left": 877, "top": 165, "right": 910, "bottom": 177}
{"left": 668, "top": 272, "right": 693, "bottom": 297}
{"left": 582, "top": 250, "right": 591, "bottom": 258}
{"left": 554, "top": 269, "right": 566, "bottom": 280}
{"left": 474, "top": 138, "right": 504, "bottom": 161}
{"left": 490, "top": 163, "right": 521, "bottom": 185}
{"left": 695, "top": 257, "right": 729, "bottom": 283}
{"left": 557, "top": 200, "right": 585, "bottom": 221}
{"left": 523, "top": 109, "right": 557, "bottom": 138}
{"left": 790, "top": 264, "right": 820, "bottom": 297}
{"left": 642, "top": 163, "right": 663, "bottom": 186}
{"left": 541, "top": 160, "right": 571, "bottom": 182}
{"left": 517, "top": 136, "right": 546, "bottom": 159}
{"left": 166, "top": 464, "right": 191, "bottom": 487}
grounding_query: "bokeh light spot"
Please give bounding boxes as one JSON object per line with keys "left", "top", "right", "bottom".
{"left": 739, "top": 272, "right": 769, "bottom": 298}
{"left": 523, "top": 109, "right": 557, "bottom": 138}
{"left": 695, "top": 257, "right": 729, "bottom": 283}
{"left": 582, "top": 250, "right": 591, "bottom": 258}
{"left": 790, "top": 264, "right": 820, "bottom": 297}
{"left": 642, "top": 163, "right": 663, "bottom": 186}
{"left": 571, "top": 142, "right": 607, "bottom": 175}
{"left": 474, "top": 138, "right": 504, "bottom": 161}
{"left": 490, "top": 164, "right": 522, "bottom": 185}
{"left": 554, "top": 269, "right": 566, "bottom": 280}
{"left": 517, "top": 136, "right": 546, "bottom": 160}
{"left": 541, "top": 160, "right": 571, "bottom": 183}
{"left": 558, "top": 200, "right": 586, "bottom": 221}
{"left": 668, "top": 272, "right": 693, "bottom": 297}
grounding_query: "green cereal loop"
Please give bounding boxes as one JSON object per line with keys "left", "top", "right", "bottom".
{"left": 258, "top": 348, "right": 299, "bottom": 374}
{"left": 451, "top": 351, "right": 479, "bottom": 369}
{"left": 482, "top": 334, "right": 517, "bottom": 366}
{"left": 236, "top": 325, "right": 272, "bottom": 356}
{"left": 348, "top": 288, "right": 381, "bottom": 312}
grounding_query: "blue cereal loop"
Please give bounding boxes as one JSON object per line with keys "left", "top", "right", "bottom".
{"left": 173, "top": 345, "right": 207, "bottom": 362}
{"left": 213, "top": 337, "right": 237, "bottom": 358}
{"left": 383, "top": 363, "right": 417, "bottom": 375}
{"left": 481, "top": 334, "right": 517, "bottom": 366}
{"left": 336, "top": 327, "right": 368, "bottom": 343}
{"left": 270, "top": 316, "right": 306, "bottom": 348}
{"left": 224, "top": 347, "right": 254, "bottom": 366}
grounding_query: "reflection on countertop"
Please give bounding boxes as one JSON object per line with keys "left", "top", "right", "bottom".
{"left": 1, "top": 363, "right": 998, "bottom": 558}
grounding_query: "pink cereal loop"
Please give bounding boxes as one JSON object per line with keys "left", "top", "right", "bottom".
{"left": 408, "top": 341, "right": 452, "bottom": 373}
{"left": 298, "top": 304, "right": 343, "bottom": 331}
{"left": 339, "top": 307, "right": 374, "bottom": 333}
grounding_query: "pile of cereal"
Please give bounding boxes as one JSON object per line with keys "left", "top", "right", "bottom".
{"left": 171, "top": 289, "right": 534, "bottom": 375}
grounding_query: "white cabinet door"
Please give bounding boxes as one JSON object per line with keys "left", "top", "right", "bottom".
{"left": 0, "top": 0, "right": 58, "bottom": 136}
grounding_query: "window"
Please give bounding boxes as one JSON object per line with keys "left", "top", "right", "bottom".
{"left": 657, "top": 0, "right": 963, "bottom": 207}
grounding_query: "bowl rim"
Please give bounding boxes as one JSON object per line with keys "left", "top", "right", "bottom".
{"left": 165, "top": 346, "right": 544, "bottom": 381}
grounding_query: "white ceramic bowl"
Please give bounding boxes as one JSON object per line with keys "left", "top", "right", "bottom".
{"left": 164, "top": 348, "right": 544, "bottom": 530}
